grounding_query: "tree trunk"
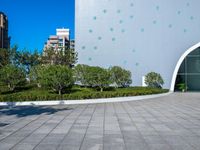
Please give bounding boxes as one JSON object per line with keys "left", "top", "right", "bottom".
{"left": 8, "top": 84, "right": 14, "bottom": 91}
{"left": 100, "top": 87, "right": 103, "bottom": 92}
{"left": 58, "top": 90, "right": 62, "bottom": 95}
{"left": 37, "top": 83, "right": 41, "bottom": 88}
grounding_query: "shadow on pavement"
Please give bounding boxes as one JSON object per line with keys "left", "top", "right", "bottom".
{"left": 0, "top": 106, "right": 73, "bottom": 117}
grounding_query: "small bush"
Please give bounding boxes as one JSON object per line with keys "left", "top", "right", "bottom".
{"left": 39, "top": 65, "right": 74, "bottom": 95}
{"left": 0, "top": 65, "right": 26, "bottom": 91}
{"left": 0, "top": 86, "right": 168, "bottom": 102}
{"left": 145, "top": 72, "right": 164, "bottom": 88}
{"left": 110, "top": 66, "right": 132, "bottom": 88}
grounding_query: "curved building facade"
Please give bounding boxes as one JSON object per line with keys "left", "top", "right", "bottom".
{"left": 75, "top": 0, "right": 200, "bottom": 91}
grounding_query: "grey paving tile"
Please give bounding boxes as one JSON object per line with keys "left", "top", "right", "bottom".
{"left": 0, "top": 93, "right": 200, "bottom": 150}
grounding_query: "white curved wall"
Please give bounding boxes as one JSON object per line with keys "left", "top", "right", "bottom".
{"left": 170, "top": 42, "right": 200, "bottom": 91}
{"left": 75, "top": 0, "right": 200, "bottom": 89}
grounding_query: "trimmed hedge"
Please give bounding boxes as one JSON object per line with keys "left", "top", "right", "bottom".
{"left": 0, "top": 86, "right": 168, "bottom": 102}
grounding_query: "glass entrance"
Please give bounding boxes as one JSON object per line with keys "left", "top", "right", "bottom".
{"left": 175, "top": 47, "right": 200, "bottom": 91}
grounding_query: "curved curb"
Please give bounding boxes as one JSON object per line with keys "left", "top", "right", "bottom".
{"left": 0, "top": 92, "right": 172, "bottom": 107}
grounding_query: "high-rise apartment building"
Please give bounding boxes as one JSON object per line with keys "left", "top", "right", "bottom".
{"left": 70, "top": 39, "right": 75, "bottom": 49}
{"left": 0, "top": 12, "right": 10, "bottom": 49}
{"left": 44, "top": 28, "right": 70, "bottom": 51}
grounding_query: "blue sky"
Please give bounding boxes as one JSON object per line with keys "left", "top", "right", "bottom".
{"left": 0, "top": 0, "right": 74, "bottom": 52}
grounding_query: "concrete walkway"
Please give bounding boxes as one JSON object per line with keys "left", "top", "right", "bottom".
{"left": 0, "top": 93, "right": 200, "bottom": 150}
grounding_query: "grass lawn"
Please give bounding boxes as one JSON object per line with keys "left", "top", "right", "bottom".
{"left": 0, "top": 85, "right": 169, "bottom": 102}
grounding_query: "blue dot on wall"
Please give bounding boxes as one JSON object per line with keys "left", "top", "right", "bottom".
{"left": 130, "top": 15, "right": 134, "bottom": 19}
{"left": 98, "top": 36, "right": 102, "bottom": 40}
{"left": 94, "top": 46, "right": 98, "bottom": 50}
{"left": 132, "top": 49, "right": 136, "bottom": 53}
{"left": 82, "top": 46, "right": 86, "bottom": 50}
{"left": 119, "top": 20, "right": 123, "bottom": 24}
{"left": 135, "top": 63, "right": 139, "bottom": 66}
{"left": 103, "top": 9, "right": 107, "bottom": 13}
{"left": 93, "top": 16, "right": 97, "bottom": 20}
{"left": 190, "top": 16, "right": 194, "bottom": 20}
{"left": 156, "top": 6, "right": 160, "bottom": 11}
{"left": 177, "top": 11, "right": 181, "bottom": 15}
{"left": 130, "top": 3, "right": 134, "bottom": 7}
{"left": 184, "top": 29, "right": 187, "bottom": 33}
{"left": 168, "top": 24, "right": 172, "bottom": 28}
{"left": 117, "top": 9, "right": 121, "bottom": 13}
{"left": 112, "top": 37, "right": 116, "bottom": 41}
{"left": 186, "top": 2, "right": 190, "bottom": 7}
{"left": 121, "top": 29, "right": 125, "bottom": 33}
{"left": 153, "top": 20, "right": 157, "bottom": 24}
{"left": 123, "top": 60, "right": 127, "bottom": 65}
{"left": 88, "top": 57, "right": 92, "bottom": 61}
{"left": 89, "top": 29, "right": 93, "bottom": 33}
{"left": 140, "top": 28, "right": 144, "bottom": 32}
{"left": 110, "top": 28, "right": 114, "bottom": 32}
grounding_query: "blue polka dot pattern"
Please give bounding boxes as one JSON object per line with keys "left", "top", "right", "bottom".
{"left": 82, "top": 46, "right": 86, "bottom": 50}
{"left": 140, "top": 28, "right": 144, "bottom": 32}
{"left": 89, "top": 29, "right": 93, "bottom": 33}
{"left": 112, "top": 37, "right": 116, "bottom": 41}
{"left": 103, "top": 9, "right": 107, "bottom": 13}
{"left": 117, "top": 9, "right": 121, "bottom": 13}
{"left": 123, "top": 60, "right": 127, "bottom": 65}
{"left": 119, "top": 20, "right": 123, "bottom": 24}
{"left": 93, "top": 16, "right": 97, "bottom": 20}
{"left": 76, "top": 0, "right": 200, "bottom": 89}
{"left": 98, "top": 36, "right": 102, "bottom": 40}
{"left": 130, "top": 3, "right": 134, "bottom": 7}
{"left": 121, "top": 29, "right": 125, "bottom": 33}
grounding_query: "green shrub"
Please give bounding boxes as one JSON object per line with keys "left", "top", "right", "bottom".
{"left": 0, "top": 86, "right": 168, "bottom": 102}
{"left": 74, "top": 65, "right": 111, "bottom": 92}
{"left": 0, "top": 65, "right": 26, "bottom": 91}
{"left": 110, "top": 66, "right": 132, "bottom": 88}
{"left": 39, "top": 65, "right": 74, "bottom": 95}
{"left": 145, "top": 72, "right": 164, "bottom": 88}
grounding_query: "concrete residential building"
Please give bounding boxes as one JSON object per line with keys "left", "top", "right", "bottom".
{"left": 44, "top": 28, "right": 70, "bottom": 51}
{"left": 0, "top": 12, "right": 10, "bottom": 49}
{"left": 70, "top": 39, "right": 75, "bottom": 49}
{"left": 76, "top": 0, "right": 200, "bottom": 91}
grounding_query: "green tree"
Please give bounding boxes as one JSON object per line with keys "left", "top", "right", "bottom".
{"left": 0, "top": 65, "right": 26, "bottom": 91}
{"left": 40, "top": 65, "right": 74, "bottom": 95}
{"left": 8, "top": 45, "right": 21, "bottom": 66}
{"left": 42, "top": 47, "right": 58, "bottom": 65}
{"left": 18, "top": 50, "right": 41, "bottom": 74}
{"left": 0, "top": 48, "right": 9, "bottom": 68}
{"left": 145, "top": 72, "right": 164, "bottom": 88}
{"left": 75, "top": 65, "right": 111, "bottom": 92}
{"left": 61, "top": 47, "right": 78, "bottom": 67}
{"left": 110, "top": 66, "right": 132, "bottom": 88}
{"left": 29, "top": 65, "right": 45, "bottom": 87}
{"left": 74, "top": 64, "right": 90, "bottom": 86}
{"left": 42, "top": 47, "right": 78, "bottom": 67}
